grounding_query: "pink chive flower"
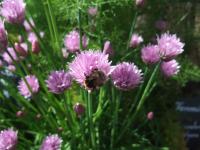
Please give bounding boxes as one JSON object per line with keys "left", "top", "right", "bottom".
{"left": 40, "top": 134, "right": 62, "bottom": 150}
{"left": 18, "top": 75, "right": 39, "bottom": 98}
{"left": 74, "top": 103, "right": 85, "bottom": 117}
{"left": 88, "top": 7, "right": 98, "bottom": 17}
{"left": 2, "top": 47, "right": 18, "bottom": 64}
{"left": 130, "top": 33, "right": 143, "bottom": 48}
{"left": 23, "top": 18, "right": 35, "bottom": 32}
{"left": 0, "top": 19, "right": 8, "bottom": 52}
{"left": 136, "top": 0, "right": 145, "bottom": 7}
{"left": 157, "top": 33, "right": 184, "bottom": 60}
{"left": 111, "top": 62, "right": 143, "bottom": 91}
{"left": 14, "top": 42, "right": 28, "bottom": 56}
{"left": 0, "top": 0, "right": 26, "bottom": 24}
{"left": 69, "top": 50, "right": 111, "bottom": 91}
{"left": 141, "top": 45, "right": 160, "bottom": 64}
{"left": 0, "top": 128, "right": 18, "bottom": 150}
{"left": 103, "top": 41, "right": 114, "bottom": 57}
{"left": 161, "top": 60, "right": 180, "bottom": 77}
{"left": 64, "top": 30, "right": 88, "bottom": 53}
{"left": 46, "top": 70, "right": 72, "bottom": 94}
{"left": 147, "top": 112, "right": 154, "bottom": 120}
{"left": 155, "top": 20, "right": 167, "bottom": 31}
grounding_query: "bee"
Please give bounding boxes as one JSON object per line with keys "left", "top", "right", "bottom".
{"left": 84, "top": 68, "right": 106, "bottom": 91}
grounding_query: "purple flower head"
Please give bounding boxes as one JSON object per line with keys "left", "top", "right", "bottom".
{"left": 64, "top": 30, "right": 88, "bottom": 53}
{"left": 161, "top": 59, "right": 180, "bottom": 77}
{"left": 130, "top": 33, "right": 143, "bottom": 48}
{"left": 3, "top": 47, "right": 18, "bottom": 64}
{"left": 88, "top": 7, "right": 98, "bottom": 16}
{"left": 1, "top": 0, "right": 26, "bottom": 24}
{"left": 141, "top": 44, "right": 160, "bottom": 64}
{"left": 0, "top": 128, "right": 18, "bottom": 150}
{"left": 18, "top": 75, "right": 39, "bottom": 98}
{"left": 0, "top": 19, "right": 8, "bottom": 52}
{"left": 69, "top": 50, "right": 111, "bottom": 91}
{"left": 23, "top": 18, "right": 35, "bottom": 32}
{"left": 111, "top": 62, "right": 143, "bottom": 91}
{"left": 74, "top": 103, "right": 85, "bottom": 117}
{"left": 157, "top": 33, "right": 184, "bottom": 60}
{"left": 40, "top": 134, "right": 62, "bottom": 150}
{"left": 46, "top": 70, "right": 72, "bottom": 94}
{"left": 103, "top": 41, "right": 114, "bottom": 57}
{"left": 155, "top": 20, "right": 167, "bottom": 31}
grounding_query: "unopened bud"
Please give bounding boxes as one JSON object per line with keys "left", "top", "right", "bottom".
{"left": 73, "top": 103, "right": 85, "bottom": 117}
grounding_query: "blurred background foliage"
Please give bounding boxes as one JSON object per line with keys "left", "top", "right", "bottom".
{"left": 1, "top": 0, "right": 200, "bottom": 149}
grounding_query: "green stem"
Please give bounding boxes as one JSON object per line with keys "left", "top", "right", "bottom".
{"left": 46, "top": 0, "right": 60, "bottom": 50}
{"left": 126, "top": 11, "right": 138, "bottom": 51}
{"left": 117, "top": 63, "right": 160, "bottom": 142}
{"left": 110, "top": 88, "right": 120, "bottom": 149}
{"left": 78, "top": 0, "right": 83, "bottom": 50}
{"left": 87, "top": 92, "right": 96, "bottom": 149}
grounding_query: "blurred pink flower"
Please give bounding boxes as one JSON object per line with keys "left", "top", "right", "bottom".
{"left": 130, "top": 33, "right": 143, "bottom": 48}
{"left": 0, "top": 128, "right": 18, "bottom": 150}
{"left": 64, "top": 30, "right": 88, "bottom": 53}
{"left": 155, "top": 20, "right": 168, "bottom": 31}
{"left": 0, "top": 0, "right": 26, "bottom": 24}
{"left": 0, "top": 19, "right": 8, "bottom": 52}
{"left": 161, "top": 60, "right": 180, "bottom": 77}
{"left": 3, "top": 47, "right": 18, "bottom": 64}
{"left": 40, "top": 134, "right": 62, "bottom": 150}
{"left": 8, "top": 65, "right": 16, "bottom": 72}
{"left": 18, "top": 75, "right": 39, "bottom": 98}
{"left": 141, "top": 44, "right": 160, "bottom": 64}
{"left": 88, "top": 7, "right": 98, "bottom": 16}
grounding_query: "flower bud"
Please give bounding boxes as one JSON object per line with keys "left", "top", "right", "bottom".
{"left": 32, "top": 40, "right": 40, "bottom": 54}
{"left": 147, "top": 112, "right": 154, "bottom": 120}
{"left": 73, "top": 103, "right": 85, "bottom": 117}
{"left": 103, "top": 41, "right": 114, "bottom": 57}
{"left": 130, "top": 33, "right": 143, "bottom": 48}
{"left": 16, "top": 110, "right": 24, "bottom": 117}
{"left": 14, "top": 42, "right": 28, "bottom": 56}
{"left": 88, "top": 7, "right": 98, "bottom": 17}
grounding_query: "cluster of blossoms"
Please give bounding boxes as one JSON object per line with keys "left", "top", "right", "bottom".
{"left": 0, "top": 0, "right": 43, "bottom": 72}
{"left": 0, "top": 128, "right": 62, "bottom": 150}
{"left": 17, "top": 49, "right": 143, "bottom": 98}
{"left": 141, "top": 32, "right": 184, "bottom": 77}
